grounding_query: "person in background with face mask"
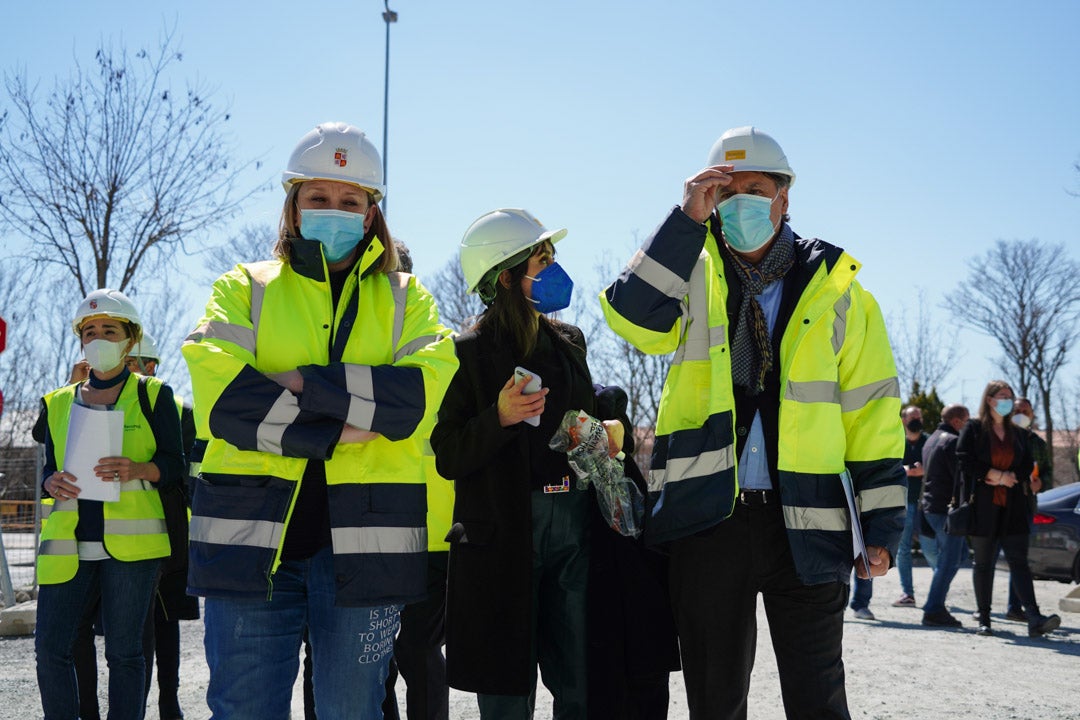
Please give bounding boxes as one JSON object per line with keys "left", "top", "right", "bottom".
{"left": 919, "top": 403, "right": 970, "bottom": 628}
{"left": 600, "top": 127, "right": 907, "bottom": 719}
{"left": 431, "top": 209, "right": 628, "bottom": 719}
{"left": 849, "top": 405, "right": 931, "bottom": 620}
{"left": 957, "top": 380, "right": 1060, "bottom": 638}
{"left": 35, "top": 289, "right": 184, "bottom": 720}
{"left": 1003, "top": 396, "right": 1050, "bottom": 622}
{"left": 182, "top": 122, "right": 457, "bottom": 719}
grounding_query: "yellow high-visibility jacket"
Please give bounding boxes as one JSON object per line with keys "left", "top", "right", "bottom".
{"left": 37, "top": 376, "right": 172, "bottom": 584}
{"left": 182, "top": 237, "right": 457, "bottom": 604}
{"left": 601, "top": 208, "right": 905, "bottom": 584}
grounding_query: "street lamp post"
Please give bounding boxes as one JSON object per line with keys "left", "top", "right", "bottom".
{"left": 382, "top": 0, "right": 397, "bottom": 216}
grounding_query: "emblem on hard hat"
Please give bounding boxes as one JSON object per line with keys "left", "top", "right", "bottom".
{"left": 334, "top": 149, "right": 348, "bottom": 167}
{"left": 89, "top": 300, "right": 98, "bottom": 309}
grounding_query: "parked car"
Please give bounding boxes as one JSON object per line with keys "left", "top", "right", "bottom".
{"left": 1028, "top": 482, "right": 1080, "bottom": 583}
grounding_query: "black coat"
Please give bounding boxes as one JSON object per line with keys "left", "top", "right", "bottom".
{"left": 956, "top": 419, "right": 1034, "bottom": 538}
{"left": 921, "top": 422, "right": 961, "bottom": 516}
{"left": 432, "top": 320, "right": 599, "bottom": 695}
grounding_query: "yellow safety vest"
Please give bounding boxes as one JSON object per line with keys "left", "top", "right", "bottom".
{"left": 182, "top": 237, "right": 458, "bottom": 603}
{"left": 37, "top": 376, "right": 170, "bottom": 584}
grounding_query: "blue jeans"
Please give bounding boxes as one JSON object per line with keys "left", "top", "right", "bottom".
{"left": 849, "top": 575, "right": 873, "bottom": 611}
{"left": 203, "top": 546, "right": 401, "bottom": 720}
{"left": 36, "top": 557, "right": 159, "bottom": 720}
{"left": 897, "top": 502, "right": 917, "bottom": 595}
{"left": 921, "top": 513, "right": 966, "bottom": 614}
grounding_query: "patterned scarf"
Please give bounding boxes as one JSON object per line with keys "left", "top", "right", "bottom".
{"left": 724, "top": 237, "right": 794, "bottom": 395}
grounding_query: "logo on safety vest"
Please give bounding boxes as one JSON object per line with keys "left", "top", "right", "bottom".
{"left": 334, "top": 148, "right": 348, "bottom": 167}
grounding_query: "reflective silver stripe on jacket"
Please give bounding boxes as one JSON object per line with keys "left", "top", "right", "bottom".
{"left": 674, "top": 256, "right": 720, "bottom": 365}
{"left": 344, "top": 364, "right": 376, "bottom": 430}
{"left": 331, "top": 525, "right": 427, "bottom": 555}
{"left": 782, "top": 505, "right": 850, "bottom": 532}
{"left": 185, "top": 321, "right": 256, "bottom": 355}
{"left": 103, "top": 517, "right": 168, "bottom": 535}
{"left": 647, "top": 445, "right": 736, "bottom": 493}
{"left": 38, "top": 539, "right": 78, "bottom": 556}
{"left": 784, "top": 377, "right": 900, "bottom": 413}
{"left": 857, "top": 484, "right": 906, "bottom": 512}
{"left": 628, "top": 249, "right": 688, "bottom": 300}
{"left": 245, "top": 263, "right": 277, "bottom": 353}
{"left": 831, "top": 287, "right": 852, "bottom": 354}
{"left": 189, "top": 515, "right": 284, "bottom": 549}
{"left": 256, "top": 391, "right": 302, "bottom": 454}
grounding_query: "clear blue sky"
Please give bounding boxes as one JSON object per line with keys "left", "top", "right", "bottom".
{"left": 5, "top": 0, "right": 1080, "bottom": 409}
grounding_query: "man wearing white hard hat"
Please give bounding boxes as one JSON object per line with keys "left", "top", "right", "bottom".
{"left": 601, "top": 127, "right": 906, "bottom": 719}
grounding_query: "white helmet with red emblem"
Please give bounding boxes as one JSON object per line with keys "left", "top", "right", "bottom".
{"left": 281, "top": 122, "right": 385, "bottom": 201}
{"left": 71, "top": 288, "right": 143, "bottom": 342}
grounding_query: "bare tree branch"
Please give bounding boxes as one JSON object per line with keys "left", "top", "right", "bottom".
{"left": 0, "top": 28, "right": 257, "bottom": 296}
{"left": 945, "top": 238, "right": 1080, "bottom": 480}
{"left": 889, "top": 291, "right": 960, "bottom": 397}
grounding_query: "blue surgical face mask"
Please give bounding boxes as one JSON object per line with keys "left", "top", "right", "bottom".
{"left": 716, "top": 193, "right": 779, "bottom": 254}
{"left": 525, "top": 262, "right": 574, "bottom": 314}
{"left": 993, "top": 398, "right": 1014, "bottom": 416}
{"left": 300, "top": 209, "right": 367, "bottom": 263}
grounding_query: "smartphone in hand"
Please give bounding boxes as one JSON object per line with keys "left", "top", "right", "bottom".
{"left": 514, "top": 366, "right": 543, "bottom": 427}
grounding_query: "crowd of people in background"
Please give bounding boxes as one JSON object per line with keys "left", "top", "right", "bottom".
{"left": 28, "top": 122, "right": 1064, "bottom": 720}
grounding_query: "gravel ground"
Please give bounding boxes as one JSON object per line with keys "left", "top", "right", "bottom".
{"left": 2, "top": 563, "right": 1077, "bottom": 720}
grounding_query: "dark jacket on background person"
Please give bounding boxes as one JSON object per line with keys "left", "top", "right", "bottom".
{"left": 1021, "top": 428, "right": 1052, "bottom": 489}
{"left": 432, "top": 320, "right": 598, "bottom": 695}
{"left": 921, "top": 422, "right": 961, "bottom": 515}
{"left": 587, "top": 386, "right": 680, "bottom": 720}
{"left": 904, "top": 432, "right": 929, "bottom": 504}
{"left": 956, "top": 419, "right": 1035, "bottom": 538}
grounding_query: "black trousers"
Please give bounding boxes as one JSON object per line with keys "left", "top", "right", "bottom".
{"left": 382, "top": 551, "right": 450, "bottom": 720}
{"left": 669, "top": 500, "right": 850, "bottom": 720}
{"left": 971, "top": 532, "right": 1040, "bottom": 624}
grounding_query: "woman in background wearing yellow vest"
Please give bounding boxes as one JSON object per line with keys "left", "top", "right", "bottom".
{"left": 182, "top": 122, "right": 457, "bottom": 719}
{"left": 36, "top": 289, "right": 184, "bottom": 720}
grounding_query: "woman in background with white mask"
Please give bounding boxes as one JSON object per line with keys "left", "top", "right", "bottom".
{"left": 36, "top": 288, "right": 184, "bottom": 720}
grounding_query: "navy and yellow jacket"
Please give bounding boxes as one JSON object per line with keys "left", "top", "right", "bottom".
{"left": 601, "top": 208, "right": 905, "bottom": 585}
{"left": 182, "top": 237, "right": 458, "bottom": 605}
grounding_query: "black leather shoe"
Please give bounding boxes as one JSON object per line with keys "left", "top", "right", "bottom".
{"left": 976, "top": 624, "right": 993, "bottom": 637}
{"left": 922, "top": 610, "right": 963, "bottom": 628}
{"left": 1005, "top": 609, "right": 1027, "bottom": 622}
{"left": 1029, "top": 614, "right": 1061, "bottom": 637}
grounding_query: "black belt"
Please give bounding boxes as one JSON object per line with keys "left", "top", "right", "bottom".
{"left": 737, "top": 489, "right": 779, "bottom": 507}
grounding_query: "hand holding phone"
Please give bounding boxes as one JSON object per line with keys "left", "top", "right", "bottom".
{"left": 514, "top": 366, "right": 543, "bottom": 427}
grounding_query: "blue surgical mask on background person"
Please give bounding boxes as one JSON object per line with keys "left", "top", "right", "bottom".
{"left": 993, "top": 398, "right": 1014, "bottom": 416}
{"left": 300, "top": 209, "right": 366, "bottom": 263}
{"left": 716, "top": 193, "right": 779, "bottom": 254}
{"left": 83, "top": 338, "right": 126, "bottom": 373}
{"left": 525, "top": 262, "right": 574, "bottom": 314}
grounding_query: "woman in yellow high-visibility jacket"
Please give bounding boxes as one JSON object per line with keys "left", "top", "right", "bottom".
{"left": 36, "top": 288, "right": 184, "bottom": 720}
{"left": 182, "top": 122, "right": 457, "bottom": 719}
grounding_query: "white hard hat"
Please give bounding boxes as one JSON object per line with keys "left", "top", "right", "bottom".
{"left": 281, "top": 122, "right": 385, "bottom": 201}
{"left": 72, "top": 288, "right": 143, "bottom": 341}
{"left": 460, "top": 209, "right": 567, "bottom": 303}
{"left": 131, "top": 330, "right": 160, "bottom": 361}
{"left": 707, "top": 126, "right": 795, "bottom": 186}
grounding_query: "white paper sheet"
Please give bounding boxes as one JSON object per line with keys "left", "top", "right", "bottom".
{"left": 840, "top": 468, "right": 869, "bottom": 571}
{"left": 64, "top": 403, "right": 125, "bottom": 503}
